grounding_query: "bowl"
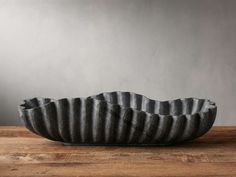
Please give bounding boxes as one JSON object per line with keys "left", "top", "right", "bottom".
{"left": 18, "top": 91, "right": 217, "bottom": 145}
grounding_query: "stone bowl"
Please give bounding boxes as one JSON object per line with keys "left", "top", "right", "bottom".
{"left": 18, "top": 91, "right": 217, "bottom": 145}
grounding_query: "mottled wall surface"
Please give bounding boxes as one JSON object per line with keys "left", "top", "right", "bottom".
{"left": 0, "top": 0, "right": 235, "bottom": 125}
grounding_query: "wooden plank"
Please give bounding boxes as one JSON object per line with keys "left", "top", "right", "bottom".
{"left": 0, "top": 162, "right": 236, "bottom": 177}
{"left": 0, "top": 126, "right": 235, "bottom": 177}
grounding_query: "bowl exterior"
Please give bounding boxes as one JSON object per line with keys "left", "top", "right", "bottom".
{"left": 19, "top": 92, "right": 217, "bottom": 145}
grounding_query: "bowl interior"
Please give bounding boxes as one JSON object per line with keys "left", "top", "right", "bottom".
{"left": 91, "top": 92, "right": 213, "bottom": 116}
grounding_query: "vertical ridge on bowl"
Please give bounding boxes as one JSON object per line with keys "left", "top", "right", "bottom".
{"left": 42, "top": 102, "right": 61, "bottom": 141}
{"left": 166, "top": 115, "right": 187, "bottom": 143}
{"left": 127, "top": 111, "right": 145, "bottom": 144}
{"left": 177, "top": 114, "right": 197, "bottom": 142}
{"left": 56, "top": 99, "right": 71, "bottom": 142}
{"left": 70, "top": 98, "right": 81, "bottom": 143}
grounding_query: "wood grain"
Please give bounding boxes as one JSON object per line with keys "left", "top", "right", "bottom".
{"left": 0, "top": 126, "right": 235, "bottom": 177}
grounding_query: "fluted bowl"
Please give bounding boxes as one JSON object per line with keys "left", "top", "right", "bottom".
{"left": 18, "top": 91, "right": 217, "bottom": 145}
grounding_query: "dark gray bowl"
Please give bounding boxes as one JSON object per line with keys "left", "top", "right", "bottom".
{"left": 18, "top": 91, "right": 217, "bottom": 145}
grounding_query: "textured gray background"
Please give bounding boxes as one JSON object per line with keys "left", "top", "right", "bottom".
{"left": 0, "top": 0, "right": 235, "bottom": 125}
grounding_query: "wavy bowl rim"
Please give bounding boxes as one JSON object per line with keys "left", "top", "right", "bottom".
{"left": 18, "top": 91, "right": 217, "bottom": 117}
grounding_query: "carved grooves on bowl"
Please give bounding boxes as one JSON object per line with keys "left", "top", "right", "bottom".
{"left": 19, "top": 92, "right": 217, "bottom": 144}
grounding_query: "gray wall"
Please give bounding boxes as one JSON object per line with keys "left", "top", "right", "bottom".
{"left": 0, "top": 0, "right": 236, "bottom": 125}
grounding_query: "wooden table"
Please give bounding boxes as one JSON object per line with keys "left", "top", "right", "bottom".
{"left": 0, "top": 126, "right": 235, "bottom": 177}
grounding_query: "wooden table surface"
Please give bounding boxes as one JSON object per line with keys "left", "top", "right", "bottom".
{"left": 0, "top": 126, "right": 235, "bottom": 177}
